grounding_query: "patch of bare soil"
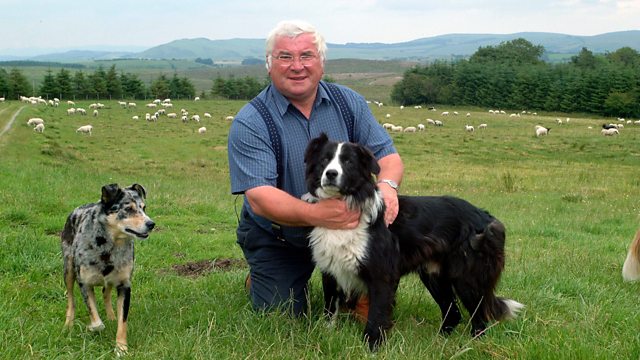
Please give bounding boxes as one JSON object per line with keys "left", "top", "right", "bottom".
{"left": 171, "top": 258, "right": 247, "bottom": 278}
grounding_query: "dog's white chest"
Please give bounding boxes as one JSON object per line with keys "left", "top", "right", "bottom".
{"left": 309, "top": 224, "right": 369, "bottom": 295}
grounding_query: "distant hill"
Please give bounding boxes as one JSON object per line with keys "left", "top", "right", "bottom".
{"left": 3, "top": 30, "right": 639, "bottom": 63}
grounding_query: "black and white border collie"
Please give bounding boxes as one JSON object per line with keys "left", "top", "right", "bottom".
{"left": 304, "top": 133, "right": 523, "bottom": 350}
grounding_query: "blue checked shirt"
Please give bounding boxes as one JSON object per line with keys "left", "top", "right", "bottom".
{"left": 228, "top": 81, "right": 396, "bottom": 240}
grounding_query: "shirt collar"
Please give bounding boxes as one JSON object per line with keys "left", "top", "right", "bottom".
{"left": 267, "top": 81, "right": 331, "bottom": 117}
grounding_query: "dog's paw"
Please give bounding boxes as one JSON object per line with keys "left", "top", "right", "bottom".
{"left": 87, "top": 322, "right": 105, "bottom": 332}
{"left": 115, "top": 342, "right": 128, "bottom": 357}
{"left": 301, "top": 192, "right": 319, "bottom": 203}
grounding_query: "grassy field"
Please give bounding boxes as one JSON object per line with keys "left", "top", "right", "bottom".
{"left": 1, "top": 98, "right": 639, "bottom": 359}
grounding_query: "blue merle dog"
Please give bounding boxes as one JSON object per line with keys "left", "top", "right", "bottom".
{"left": 61, "top": 183, "right": 155, "bottom": 356}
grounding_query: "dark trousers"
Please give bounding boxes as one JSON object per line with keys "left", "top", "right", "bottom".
{"left": 236, "top": 208, "right": 315, "bottom": 316}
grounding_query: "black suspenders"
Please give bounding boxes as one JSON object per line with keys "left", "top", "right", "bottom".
{"left": 248, "top": 82, "right": 355, "bottom": 189}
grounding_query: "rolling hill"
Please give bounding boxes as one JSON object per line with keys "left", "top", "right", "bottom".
{"left": 3, "top": 30, "right": 639, "bottom": 63}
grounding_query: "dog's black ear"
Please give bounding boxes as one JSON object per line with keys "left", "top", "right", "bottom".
{"left": 101, "top": 184, "right": 122, "bottom": 206}
{"left": 304, "top": 133, "right": 329, "bottom": 164}
{"left": 356, "top": 145, "right": 380, "bottom": 176}
{"left": 128, "top": 183, "right": 147, "bottom": 199}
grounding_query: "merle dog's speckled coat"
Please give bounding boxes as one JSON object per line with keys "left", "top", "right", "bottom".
{"left": 61, "top": 183, "right": 155, "bottom": 356}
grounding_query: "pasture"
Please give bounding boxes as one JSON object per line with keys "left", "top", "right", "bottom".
{"left": 1, "top": 98, "right": 639, "bottom": 359}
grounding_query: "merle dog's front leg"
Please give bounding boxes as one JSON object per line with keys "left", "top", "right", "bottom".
{"left": 363, "top": 279, "right": 398, "bottom": 351}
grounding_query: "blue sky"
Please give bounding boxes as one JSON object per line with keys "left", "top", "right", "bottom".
{"left": 2, "top": 0, "right": 639, "bottom": 54}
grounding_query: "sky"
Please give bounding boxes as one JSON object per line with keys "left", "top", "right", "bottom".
{"left": 2, "top": 0, "right": 639, "bottom": 55}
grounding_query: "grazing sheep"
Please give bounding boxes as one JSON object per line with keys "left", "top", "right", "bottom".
{"left": 403, "top": 126, "right": 417, "bottom": 133}
{"left": 390, "top": 125, "right": 403, "bottom": 132}
{"left": 191, "top": 114, "right": 201, "bottom": 122}
{"left": 76, "top": 125, "right": 93, "bottom": 136}
{"left": 198, "top": 127, "right": 207, "bottom": 134}
{"left": 465, "top": 125, "right": 474, "bottom": 132}
{"left": 385, "top": 114, "right": 391, "bottom": 118}
{"left": 34, "top": 123, "right": 45, "bottom": 132}
{"left": 67, "top": 100, "right": 75, "bottom": 106}
{"left": 441, "top": 111, "right": 449, "bottom": 116}
{"left": 27, "top": 118, "right": 45, "bottom": 126}
{"left": 417, "top": 124, "right": 425, "bottom": 131}
{"left": 93, "top": 110, "right": 99, "bottom": 117}
{"left": 194, "top": 96, "right": 200, "bottom": 101}
{"left": 426, "top": 119, "right": 436, "bottom": 125}
{"left": 204, "top": 112, "right": 212, "bottom": 118}
{"left": 181, "top": 115, "right": 188, "bottom": 123}
{"left": 601, "top": 128, "right": 619, "bottom": 136}
{"left": 76, "top": 108, "right": 87, "bottom": 115}
{"left": 602, "top": 124, "right": 617, "bottom": 130}
{"left": 128, "top": 102, "right": 137, "bottom": 108}
{"left": 535, "top": 126, "right": 550, "bottom": 137}
{"left": 132, "top": 116, "right": 139, "bottom": 120}
{"left": 225, "top": 116, "right": 235, "bottom": 121}
{"left": 434, "top": 120, "right": 443, "bottom": 126}
{"left": 382, "top": 123, "right": 394, "bottom": 130}
{"left": 0, "top": 97, "right": 5, "bottom": 102}
{"left": 167, "top": 113, "right": 177, "bottom": 118}
{"left": 67, "top": 108, "right": 76, "bottom": 115}
{"left": 478, "top": 123, "right": 488, "bottom": 129}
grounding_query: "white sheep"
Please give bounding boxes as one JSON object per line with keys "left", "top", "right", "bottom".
{"left": 194, "top": 96, "right": 200, "bottom": 101}
{"left": 390, "top": 125, "right": 403, "bottom": 132}
{"left": 426, "top": 119, "right": 436, "bottom": 125}
{"left": 191, "top": 114, "right": 201, "bottom": 122}
{"left": 198, "top": 127, "right": 207, "bottom": 134}
{"left": 93, "top": 109, "right": 99, "bottom": 117}
{"left": 434, "top": 120, "right": 444, "bottom": 126}
{"left": 132, "top": 115, "right": 139, "bottom": 120}
{"left": 403, "top": 126, "right": 417, "bottom": 133}
{"left": 67, "top": 108, "right": 76, "bottom": 115}
{"left": 27, "top": 118, "right": 44, "bottom": 126}
{"left": 417, "top": 124, "right": 425, "bottom": 131}
{"left": 204, "top": 112, "right": 212, "bottom": 118}
{"left": 34, "top": 123, "right": 45, "bottom": 132}
{"left": 478, "top": 123, "right": 488, "bottom": 129}
{"left": 535, "top": 126, "right": 550, "bottom": 137}
{"left": 128, "top": 102, "right": 137, "bottom": 108}
{"left": 76, "top": 125, "right": 93, "bottom": 135}
{"left": 382, "top": 123, "right": 394, "bottom": 130}
{"left": 601, "top": 128, "right": 619, "bottom": 136}
{"left": 465, "top": 125, "right": 474, "bottom": 132}
{"left": 167, "top": 113, "right": 177, "bottom": 118}
{"left": 441, "top": 111, "right": 449, "bottom": 116}
{"left": 225, "top": 116, "right": 235, "bottom": 121}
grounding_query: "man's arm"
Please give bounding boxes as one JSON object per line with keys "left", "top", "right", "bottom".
{"left": 376, "top": 153, "right": 404, "bottom": 225}
{"left": 245, "top": 186, "right": 361, "bottom": 230}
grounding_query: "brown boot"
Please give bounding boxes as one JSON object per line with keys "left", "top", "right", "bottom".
{"left": 351, "top": 295, "right": 369, "bottom": 323}
{"left": 245, "top": 273, "right": 251, "bottom": 293}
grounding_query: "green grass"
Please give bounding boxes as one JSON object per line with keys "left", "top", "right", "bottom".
{"left": 1, "top": 100, "right": 640, "bottom": 359}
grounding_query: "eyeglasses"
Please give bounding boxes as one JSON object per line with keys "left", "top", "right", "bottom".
{"left": 273, "top": 53, "right": 318, "bottom": 66}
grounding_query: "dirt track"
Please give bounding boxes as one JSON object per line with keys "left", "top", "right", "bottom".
{"left": 0, "top": 106, "right": 25, "bottom": 138}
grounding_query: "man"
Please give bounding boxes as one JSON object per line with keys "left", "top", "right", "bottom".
{"left": 228, "top": 20, "right": 403, "bottom": 316}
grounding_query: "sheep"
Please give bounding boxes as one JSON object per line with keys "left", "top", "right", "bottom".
{"left": 478, "top": 123, "right": 488, "bottom": 129}
{"left": 602, "top": 123, "right": 617, "bottom": 130}
{"left": 385, "top": 114, "right": 391, "bottom": 118}
{"left": 128, "top": 102, "right": 137, "bottom": 108}
{"left": 132, "top": 115, "right": 139, "bottom": 120}
{"left": 191, "top": 114, "right": 201, "bottom": 122}
{"left": 181, "top": 115, "right": 189, "bottom": 123}
{"left": 167, "top": 113, "right": 177, "bottom": 119}
{"left": 76, "top": 125, "right": 93, "bottom": 135}
{"left": 464, "top": 125, "right": 474, "bottom": 132}
{"left": 535, "top": 126, "right": 550, "bottom": 137}
{"left": 194, "top": 96, "right": 200, "bottom": 101}
{"left": 434, "top": 120, "right": 444, "bottom": 126}
{"left": 390, "top": 125, "right": 403, "bottom": 132}
{"left": 441, "top": 111, "right": 449, "bottom": 116}
{"left": 225, "top": 116, "right": 235, "bottom": 121}
{"left": 67, "top": 108, "right": 76, "bottom": 115}
{"left": 27, "top": 118, "right": 44, "bottom": 126}
{"left": 403, "top": 126, "right": 417, "bottom": 133}
{"left": 76, "top": 108, "right": 87, "bottom": 115}
{"left": 601, "top": 128, "right": 619, "bottom": 136}
{"left": 198, "top": 127, "right": 207, "bottom": 134}
{"left": 204, "top": 112, "right": 212, "bottom": 118}
{"left": 382, "top": 123, "right": 394, "bottom": 130}
{"left": 93, "top": 109, "right": 99, "bottom": 117}
{"left": 67, "top": 100, "right": 75, "bottom": 106}
{"left": 417, "top": 124, "right": 425, "bottom": 131}
{"left": 0, "top": 97, "right": 5, "bottom": 102}
{"left": 426, "top": 119, "right": 436, "bottom": 125}
{"left": 33, "top": 123, "right": 45, "bottom": 133}
{"left": 146, "top": 103, "right": 157, "bottom": 108}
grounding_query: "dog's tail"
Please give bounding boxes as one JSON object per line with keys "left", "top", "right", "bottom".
{"left": 622, "top": 229, "right": 640, "bottom": 281}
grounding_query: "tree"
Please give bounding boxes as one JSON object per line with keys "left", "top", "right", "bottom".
{"left": 7, "top": 68, "right": 30, "bottom": 99}
{"left": 0, "top": 68, "right": 9, "bottom": 98}
{"left": 120, "top": 72, "right": 146, "bottom": 99}
{"left": 150, "top": 74, "right": 170, "bottom": 99}
{"left": 470, "top": 38, "right": 544, "bottom": 66}
{"left": 571, "top": 48, "right": 597, "bottom": 69}
{"left": 105, "top": 64, "right": 123, "bottom": 99}
{"left": 606, "top": 47, "right": 640, "bottom": 68}
{"left": 56, "top": 68, "right": 73, "bottom": 99}
{"left": 90, "top": 66, "right": 108, "bottom": 99}
{"left": 72, "top": 71, "right": 92, "bottom": 100}
{"left": 39, "top": 69, "right": 59, "bottom": 99}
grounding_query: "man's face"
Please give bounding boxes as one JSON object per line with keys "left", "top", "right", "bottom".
{"left": 268, "top": 33, "right": 324, "bottom": 104}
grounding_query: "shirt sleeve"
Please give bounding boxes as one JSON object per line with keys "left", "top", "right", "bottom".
{"left": 227, "top": 105, "right": 278, "bottom": 195}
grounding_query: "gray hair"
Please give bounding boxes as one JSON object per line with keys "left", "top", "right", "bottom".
{"left": 265, "top": 20, "right": 327, "bottom": 70}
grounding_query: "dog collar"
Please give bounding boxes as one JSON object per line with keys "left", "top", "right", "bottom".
{"left": 378, "top": 179, "right": 399, "bottom": 192}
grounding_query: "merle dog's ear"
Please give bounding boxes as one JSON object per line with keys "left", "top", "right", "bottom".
{"left": 357, "top": 145, "right": 380, "bottom": 176}
{"left": 101, "top": 184, "right": 122, "bottom": 206}
{"left": 304, "top": 133, "right": 329, "bottom": 164}
{"left": 128, "top": 183, "right": 147, "bottom": 199}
